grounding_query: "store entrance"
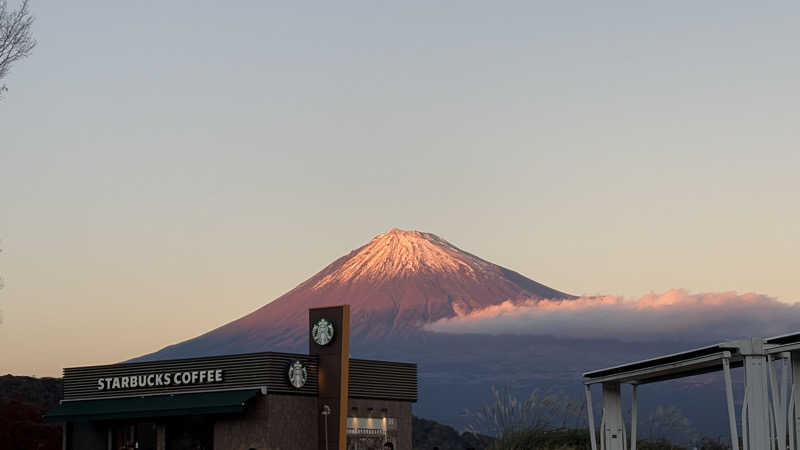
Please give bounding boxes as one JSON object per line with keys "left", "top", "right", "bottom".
{"left": 109, "top": 422, "right": 156, "bottom": 450}
{"left": 107, "top": 416, "right": 213, "bottom": 450}
{"left": 164, "top": 416, "right": 214, "bottom": 450}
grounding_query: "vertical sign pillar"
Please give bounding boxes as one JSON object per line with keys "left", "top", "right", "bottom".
{"left": 602, "top": 382, "right": 625, "bottom": 450}
{"left": 310, "top": 305, "right": 350, "bottom": 450}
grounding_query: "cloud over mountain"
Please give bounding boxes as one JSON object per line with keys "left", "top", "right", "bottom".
{"left": 426, "top": 289, "right": 800, "bottom": 342}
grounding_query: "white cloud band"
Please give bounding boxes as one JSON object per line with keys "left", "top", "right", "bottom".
{"left": 426, "top": 289, "right": 800, "bottom": 342}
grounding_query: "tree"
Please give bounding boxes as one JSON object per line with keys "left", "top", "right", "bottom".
{"left": 0, "top": 0, "right": 36, "bottom": 98}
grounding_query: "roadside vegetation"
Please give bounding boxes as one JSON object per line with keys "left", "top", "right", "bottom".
{"left": 450, "top": 385, "right": 730, "bottom": 450}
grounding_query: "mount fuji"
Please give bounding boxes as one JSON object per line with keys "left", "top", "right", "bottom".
{"left": 137, "top": 228, "right": 574, "bottom": 360}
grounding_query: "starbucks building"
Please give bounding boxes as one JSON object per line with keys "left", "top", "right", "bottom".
{"left": 46, "top": 305, "right": 418, "bottom": 450}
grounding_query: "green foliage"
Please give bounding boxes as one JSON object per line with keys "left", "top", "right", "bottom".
{"left": 0, "top": 398, "right": 62, "bottom": 450}
{"left": 0, "top": 375, "right": 64, "bottom": 450}
{"left": 0, "top": 374, "right": 63, "bottom": 409}
{"left": 695, "top": 437, "right": 729, "bottom": 450}
{"left": 413, "top": 415, "right": 493, "bottom": 450}
{"left": 461, "top": 385, "right": 724, "bottom": 450}
{"left": 490, "top": 428, "right": 590, "bottom": 450}
{"left": 465, "top": 386, "right": 585, "bottom": 438}
{"left": 489, "top": 432, "right": 729, "bottom": 450}
{"left": 635, "top": 439, "right": 684, "bottom": 450}
{"left": 643, "top": 405, "right": 694, "bottom": 443}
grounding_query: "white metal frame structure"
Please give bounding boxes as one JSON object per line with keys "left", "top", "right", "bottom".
{"left": 582, "top": 334, "right": 800, "bottom": 450}
{"left": 764, "top": 332, "right": 800, "bottom": 450}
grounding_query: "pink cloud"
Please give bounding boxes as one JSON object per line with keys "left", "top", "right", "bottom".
{"left": 426, "top": 289, "right": 800, "bottom": 342}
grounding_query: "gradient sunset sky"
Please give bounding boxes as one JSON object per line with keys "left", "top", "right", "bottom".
{"left": 1, "top": 1, "right": 798, "bottom": 377}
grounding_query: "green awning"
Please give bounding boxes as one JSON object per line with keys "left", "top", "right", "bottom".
{"left": 45, "top": 389, "right": 260, "bottom": 423}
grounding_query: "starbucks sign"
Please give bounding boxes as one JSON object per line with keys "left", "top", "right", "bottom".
{"left": 288, "top": 360, "right": 307, "bottom": 389}
{"left": 312, "top": 318, "right": 334, "bottom": 346}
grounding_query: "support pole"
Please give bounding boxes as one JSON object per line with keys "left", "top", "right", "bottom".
{"left": 791, "top": 352, "right": 800, "bottom": 450}
{"left": 782, "top": 356, "right": 791, "bottom": 450}
{"left": 602, "top": 382, "right": 625, "bottom": 450}
{"left": 742, "top": 384, "right": 750, "bottom": 450}
{"left": 622, "top": 414, "right": 627, "bottom": 450}
{"left": 600, "top": 411, "right": 606, "bottom": 450}
{"left": 723, "top": 357, "right": 741, "bottom": 450}
{"left": 768, "top": 355, "right": 785, "bottom": 450}
{"left": 769, "top": 401, "right": 775, "bottom": 450}
{"left": 630, "top": 384, "right": 638, "bottom": 450}
{"left": 790, "top": 383, "right": 797, "bottom": 450}
{"left": 743, "top": 340, "right": 771, "bottom": 450}
{"left": 783, "top": 357, "right": 790, "bottom": 416}
{"left": 586, "top": 384, "right": 598, "bottom": 450}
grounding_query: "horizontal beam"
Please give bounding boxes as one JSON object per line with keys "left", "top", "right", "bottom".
{"left": 584, "top": 351, "right": 733, "bottom": 385}
{"left": 766, "top": 342, "right": 800, "bottom": 354}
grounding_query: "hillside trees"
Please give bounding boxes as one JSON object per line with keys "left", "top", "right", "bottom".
{"left": 0, "top": 375, "right": 64, "bottom": 450}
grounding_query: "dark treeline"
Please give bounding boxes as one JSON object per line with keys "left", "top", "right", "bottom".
{"left": 0, "top": 374, "right": 63, "bottom": 450}
{"left": 0, "top": 374, "right": 63, "bottom": 409}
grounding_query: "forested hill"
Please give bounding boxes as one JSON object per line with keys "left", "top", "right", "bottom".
{"left": 0, "top": 374, "right": 63, "bottom": 449}
{"left": 0, "top": 374, "right": 63, "bottom": 409}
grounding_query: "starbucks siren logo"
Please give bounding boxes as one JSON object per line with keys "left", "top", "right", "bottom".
{"left": 288, "top": 360, "right": 307, "bottom": 389}
{"left": 312, "top": 318, "right": 334, "bottom": 346}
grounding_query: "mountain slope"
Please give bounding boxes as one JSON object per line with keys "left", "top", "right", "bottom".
{"left": 138, "top": 228, "right": 574, "bottom": 360}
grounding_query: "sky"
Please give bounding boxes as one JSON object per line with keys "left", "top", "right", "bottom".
{"left": 1, "top": 1, "right": 799, "bottom": 377}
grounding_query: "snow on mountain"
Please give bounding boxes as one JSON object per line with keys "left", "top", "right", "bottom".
{"left": 312, "top": 229, "right": 492, "bottom": 288}
{"left": 136, "top": 228, "right": 575, "bottom": 360}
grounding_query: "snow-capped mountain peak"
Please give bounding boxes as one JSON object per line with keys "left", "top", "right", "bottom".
{"left": 312, "top": 229, "right": 490, "bottom": 289}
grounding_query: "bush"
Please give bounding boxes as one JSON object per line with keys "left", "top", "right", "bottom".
{"left": 491, "top": 428, "right": 591, "bottom": 450}
{"left": 0, "top": 399, "right": 62, "bottom": 450}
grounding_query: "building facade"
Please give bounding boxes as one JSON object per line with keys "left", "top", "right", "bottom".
{"left": 47, "top": 305, "right": 417, "bottom": 450}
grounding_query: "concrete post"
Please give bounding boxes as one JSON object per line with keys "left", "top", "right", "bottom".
{"left": 630, "top": 384, "right": 637, "bottom": 450}
{"left": 586, "top": 385, "right": 598, "bottom": 450}
{"left": 723, "top": 357, "right": 740, "bottom": 450}
{"left": 791, "top": 352, "right": 800, "bottom": 450}
{"left": 743, "top": 339, "right": 771, "bottom": 450}
{"left": 602, "top": 382, "right": 625, "bottom": 450}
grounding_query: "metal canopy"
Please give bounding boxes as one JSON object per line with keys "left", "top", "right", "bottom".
{"left": 766, "top": 332, "right": 800, "bottom": 355}
{"left": 584, "top": 350, "right": 738, "bottom": 385}
{"left": 766, "top": 332, "right": 800, "bottom": 346}
{"left": 582, "top": 340, "right": 752, "bottom": 386}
